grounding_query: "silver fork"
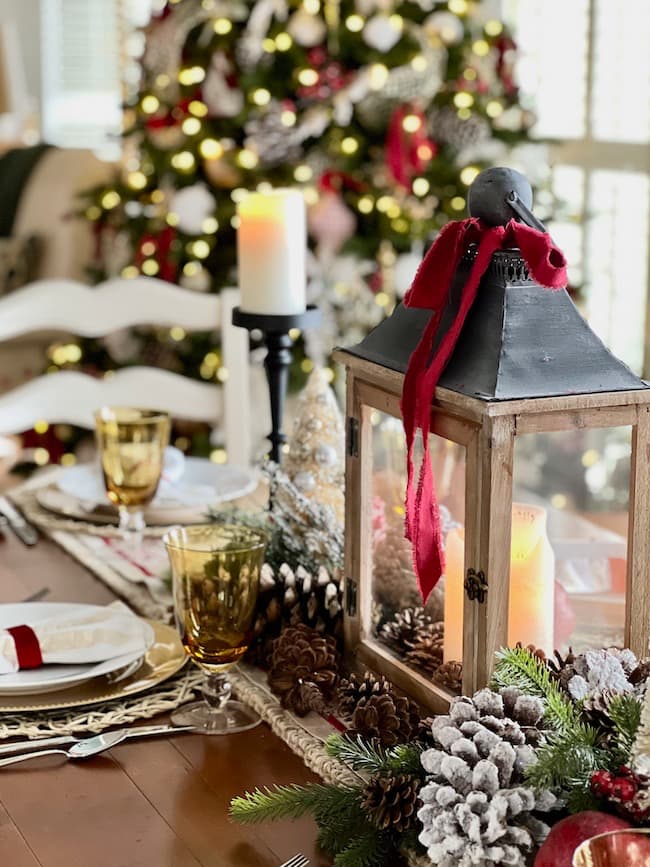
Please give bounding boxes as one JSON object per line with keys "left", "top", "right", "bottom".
{"left": 280, "top": 856, "right": 309, "bottom": 867}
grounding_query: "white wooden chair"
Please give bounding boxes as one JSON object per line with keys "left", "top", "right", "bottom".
{"left": 0, "top": 277, "right": 251, "bottom": 466}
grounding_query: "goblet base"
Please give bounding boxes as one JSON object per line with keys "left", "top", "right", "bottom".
{"left": 171, "top": 699, "right": 261, "bottom": 735}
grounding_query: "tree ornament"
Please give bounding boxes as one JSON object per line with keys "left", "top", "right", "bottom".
{"left": 287, "top": 8, "right": 327, "bottom": 46}
{"left": 283, "top": 367, "right": 345, "bottom": 525}
{"left": 424, "top": 10, "right": 464, "bottom": 45}
{"left": 394, "top": 244, "right": 424, "bottom": 299}
{"left": 307, "top": 191, "right": 357, "bottom": 259}
{"left": 418, "top": 689, "right": 559, "bottom": 867}
{"left": 386, "top": 104, "right": 437, "bottom": 188}
{"left": 429, "top": 104, "right": 490, "bottom": 150}
{"left": 267, "top": 623, "right": 339, "bottom": 716}
{"left": 348, "top": 690, "right": 420, "bottom": 747}
{"left": 203, "top": 155, "right": 242, "bottom": 189}
{"left": 180, "top": 265, "right": 211, "bottom": 292}
{"left": 362, "top": 14, "right": 403, "bottom": 53}
{"left": 244, "top": 105, "right": 302, "bottom": 167}
{"left": 337, "top": 671, "right": 394, "bottom": 718}
{"left": 203, "top": 52, "right": 244, "bottom": 118}
{"left": 168, "top": 183, "right": 214, "bottom": 235}
{"left": 361, "top": 773, "right": 420, "bottom": 832}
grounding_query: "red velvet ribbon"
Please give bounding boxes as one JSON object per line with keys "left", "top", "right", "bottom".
{"left": 401, "top": 218, "right": 568, "bottom": 603}
{"left": 7, "top": 624, "right": 43, "bottom": 670}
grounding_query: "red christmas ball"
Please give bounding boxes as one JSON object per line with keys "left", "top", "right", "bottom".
{"left": 534, "top": 811, "right": 632, "bottom": 867}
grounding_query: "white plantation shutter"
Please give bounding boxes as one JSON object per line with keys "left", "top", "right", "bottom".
{"left": 40, "top": 0, "right": 152, "bottom": 157}
{"left": 504, "top": 0, "right": 650, "bottom": 375}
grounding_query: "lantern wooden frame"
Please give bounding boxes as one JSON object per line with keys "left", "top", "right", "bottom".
{"left": 334, "top": 347, "right": 650, "bottom": 713}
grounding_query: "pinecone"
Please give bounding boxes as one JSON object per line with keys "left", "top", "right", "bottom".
{"left": 582, "top": 688, "right": 618, "bottom": 730}
{"left": 631, "top": 657, "right": 650, "bottom": 686}
{"left": 337, "top": 672, "right": 393, "bottom": 719}
{"left": 515, "top": 641, "right": 547, "bottom": 662}
{"left": 361, "top": 774, "right": 420, "bottom": 833}
{"left": 546, "top": 648, "right": 577, "bottom": 691}
{"left": 433, "top": 660, "right": 463, "bottom": 692}
{"left": 348, "top": 692, "right": 421, "bottom": 747}
{"left": 373, "top": 522, "right": 421, "bottom": 612}
{"left": 247, "top": 563, "right": 342, "bottom": 666}
{"left": 380, "top": 607, "right": 440, "bottom": 653}
{"left": 267, "top": 624, "right": 339, "bottom": 716}
{"left": 405, "top": 634, "right": 444, "bottom": 676}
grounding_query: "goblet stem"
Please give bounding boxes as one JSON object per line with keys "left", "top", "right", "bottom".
{"left": 202, "top": 673, "right": 232, "bottom": 711}
{"left": 118, "top": 506, "right": 145, "bottom": 534}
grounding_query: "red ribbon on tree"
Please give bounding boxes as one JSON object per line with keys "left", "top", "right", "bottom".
{"left": 386, "top": 105, "right": 437, "bottom": 189}
{"left": 400, "top": 218, "right": 568, "bottom": 603}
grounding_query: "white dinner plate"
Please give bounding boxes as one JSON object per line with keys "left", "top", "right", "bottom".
{"left": 0, "top": 603, "right": 154, "bottom": 696}
{"left": 56, "top": 457, "right": 258, "bottom": 513}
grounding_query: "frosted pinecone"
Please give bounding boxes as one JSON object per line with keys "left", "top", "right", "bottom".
{"left": 564, "top": 648, "right": 637, "bottom": 701}
{"left": 417, "top": 689, "right": 561, "bottom": 866}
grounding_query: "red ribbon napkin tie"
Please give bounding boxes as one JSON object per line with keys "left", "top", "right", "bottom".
{"left": 7, "top": 624, "right": 43, "bottom": 670}
{"left": 401, "top": 217, "right": 568, "bottom": 604}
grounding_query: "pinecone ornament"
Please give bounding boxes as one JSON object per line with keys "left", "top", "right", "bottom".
{"left": 268, "top": 624, "right": 340, "bottom": 716}
{"left": 631, "top": 657, "right": 650, "bottom": 686}
{"left": 362, "top": 773, "right": 420, "bottom": 833}
{"left": 405, "top": 633, "right": 444, "bottom": 677}
{"left": 348, "top": 691, "right": 420, "bottom": 747}
{"left": 582, "top": 688, "right": 618, "bottom": 730}
{"left": 337, "top": 672, "right": 393, "bottom": 719}
{"left": 546, "top": 648, "right": 577, "bottom": 691}
{"left": 373, "top": 521, "right": 421, "bottom": 612}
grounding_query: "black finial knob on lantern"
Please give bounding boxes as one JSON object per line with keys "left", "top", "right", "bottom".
{"left": 468, "top": 166, "right": 547, "bottom": 234}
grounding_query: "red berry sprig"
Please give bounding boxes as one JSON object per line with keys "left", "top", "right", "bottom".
{"left": 590, "top": 766, "right": 650, "bottom": 823}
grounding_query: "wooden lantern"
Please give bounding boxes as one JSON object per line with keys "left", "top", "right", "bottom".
{"left": 334, "top": 246, "right": 650, "bottom": 713}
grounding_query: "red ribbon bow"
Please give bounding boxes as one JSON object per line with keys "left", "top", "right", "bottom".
{"left": 400, "top": 217, "right": 568, "bottom": 603}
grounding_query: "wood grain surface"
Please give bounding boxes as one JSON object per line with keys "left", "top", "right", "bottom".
{"left": 0, "top": 528, "right": 331, "bottom": 867}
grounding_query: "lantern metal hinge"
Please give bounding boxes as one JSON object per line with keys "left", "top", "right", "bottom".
{"left": 347, "top": 416, "right": 360, "bottom": 457}
{"left": 345, "top": 576, "right": 358, "bottom": 616}
{"left": 464, "top": 568, "right": 488, "bottom": 604}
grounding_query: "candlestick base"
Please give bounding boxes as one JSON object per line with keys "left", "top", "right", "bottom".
{"left": 232, "top": 306, "right": 321, "bottom": 464}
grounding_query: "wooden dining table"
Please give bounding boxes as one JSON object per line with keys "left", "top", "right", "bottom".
{"left": 0, "top": 525, "right": 331, "bottom": 867}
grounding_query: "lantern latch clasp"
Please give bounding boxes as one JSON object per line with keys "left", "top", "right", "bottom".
{"left": 347, "top": 416, "right": 360, "bottom": 457}
{"left": 464, "top": 568, "right": 488, "bottom": 604}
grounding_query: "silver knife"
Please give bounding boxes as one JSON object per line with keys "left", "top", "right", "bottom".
{"left": 0, "top": 497, "right": 38, "bottom": 546}
{"left": 0, "top": 723, "right": 195, "bottom": 757}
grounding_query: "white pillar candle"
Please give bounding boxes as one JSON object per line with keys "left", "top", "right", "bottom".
{"left": 237, "top": 189, "right": 307, "bottom": 315}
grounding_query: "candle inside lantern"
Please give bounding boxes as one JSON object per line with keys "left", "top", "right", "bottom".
{"left": 237, "top": 189, "right": 307, "bottom": 315}
{"left": 443, "top": 503, "right": 555, "bottom": 662}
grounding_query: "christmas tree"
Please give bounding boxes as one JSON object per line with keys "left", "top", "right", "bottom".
{"left": 60, "top": 0, "right": 534, "bottom": 457}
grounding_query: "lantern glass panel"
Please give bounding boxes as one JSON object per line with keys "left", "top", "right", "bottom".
{"left": 513, "top": 425, "right": 631, "bottom": 653}
{"left": 369, "top": 410, "right": 466, "bottom": 689}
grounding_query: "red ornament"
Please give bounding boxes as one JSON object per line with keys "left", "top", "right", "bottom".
{"left": 134, "top": 226, "right": 178, "bottom": 283}
{"left": 385, "top": 104, "right": 437, "bottom": 189}
{"left": 534, "top": 812, "right": 632, "bottom": 867}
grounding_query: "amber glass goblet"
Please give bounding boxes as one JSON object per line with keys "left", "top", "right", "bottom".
{"left": 164, "top": 524, "right": 266, "bottom": 734}
{"left": 95, "top": 407, "right": 170, "bottom": 533}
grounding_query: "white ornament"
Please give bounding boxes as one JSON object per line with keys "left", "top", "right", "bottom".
{"left": 180, "top": 266, "right": 212, "bottom": 292}
{"left": 203, "top": 53, "right": 244, "bottom": 118}
{"left": 362, "top": 14, "right": 402, "bottom": 53}
{"left": 424, "top": 11, "right": 464, "bottom": 45}
{"left": 294, "top": 470, "right": 317, "bottom": 492}
{"left": 394, "top": 243, "right": 424, "bottom": 298}
{"left": 287, "top": 9, "right": 326, "bottom": 47}
{"left": 169, "top": 184, "right": 215, "bottom": 235}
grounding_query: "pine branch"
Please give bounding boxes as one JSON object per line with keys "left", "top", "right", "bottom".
{"left": 525, "top": 722, "right": 606, "bottom": 797}
{"left": 492, "top": 646, "right": 578, "bottom": 731}
{"left": 325, "top": 734, "right": 423, "bottom": 775}
{"left": 608, "top": 692, "right": 642, "bottom": 760}
{"left": 633, "top": 681, "right": 650, "bottom": 767}
{"left": 333, "top": 831, "right": 396, "bottom": 867}
{"left": 230, "top": 783, "right": 357, "bottom": 824}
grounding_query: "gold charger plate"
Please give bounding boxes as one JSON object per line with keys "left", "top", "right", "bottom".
{"left": 0, "top": 620, "right": 188, "bottom": 712}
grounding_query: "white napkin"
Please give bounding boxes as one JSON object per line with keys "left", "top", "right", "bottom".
{"left": 0, "top": 602, "right": 149, "bottom": 674}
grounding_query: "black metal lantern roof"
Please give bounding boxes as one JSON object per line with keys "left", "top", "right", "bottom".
{"left": 342, "top": 246, "right": 647, "bottom": 401}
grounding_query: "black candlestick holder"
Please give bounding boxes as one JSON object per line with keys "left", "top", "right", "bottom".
{"left": 232, "top": 305, "right": 321, "bottom": 463}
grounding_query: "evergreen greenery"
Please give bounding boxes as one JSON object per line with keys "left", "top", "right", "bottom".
{"left": 325, "top": 734, "right": 422, "bottom": 775}
{"left": 608, "top": 692, "right": 643, "bottom": 762}
{"left": 492, "top": 645, "right": 579, "bottom": 731}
